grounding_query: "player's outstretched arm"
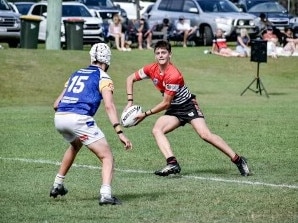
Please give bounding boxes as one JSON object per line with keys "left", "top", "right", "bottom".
{"left": 124, "top": 73, "right": 138, "bottom": 111}
{"left": 102, "top": 89, "right": 132, "bottom": 150}
{"left": 53, "top": 88, "right": 66, "bottom": 111}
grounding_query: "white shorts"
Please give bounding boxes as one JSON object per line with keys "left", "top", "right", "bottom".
{"left": 54, "top": 112, "right": 105, "bottom": 145}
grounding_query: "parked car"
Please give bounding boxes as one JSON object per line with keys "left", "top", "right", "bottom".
{"left": 8, "top": 2, "right": 35, "bottom": 15}
{"left": 0, "top": 0, "right": 20, "bottom": 47}
{"left": 290, "top": 17, "right": 298, "bottom": 37}
{"left": 27, "top": 1, "right": 103, "bottom": 45}
{"left": 147, "top": 0, "right": 258, "bottom": 46}
{"left": 235, "top": 0, "right": 277, "bottom": 12}
{"left": 247, "top": 1, "right": 292, "bottom": 31}
{"left": 7, "top": 2, "right": 18, "bottom": 14}
{"left": 141, "top": 2, "right": 154, "bottom": 20}
{"left": 76, "top": 0, "right": 128, "bottom": 22}
{"left": 114, "top": 0, "right": 154, "bottom": 20}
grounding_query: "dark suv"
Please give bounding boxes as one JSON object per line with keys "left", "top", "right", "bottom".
{"left": 0, "top": 0, "right": 20, "bottom": 48}
{"left": 147, "top": 0, "right": 258, "bottom": 45}
{"left": 235, "top": 0, "right": 291, "bottom": 31}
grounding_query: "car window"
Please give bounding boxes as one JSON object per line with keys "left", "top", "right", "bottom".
{"left": 0, "top": 0, "right": 10, "bottom": 10}
{"left": 80, "top": 0, "right": 115, "bottom": 7}
{"left": 183, "top": 0, "right": 197, "bottom": 12}
{"left": 245, "top": 0, "right": 272, "bottom": 11}
{"left": 197, "top": 0, "right": 239, "bottom": 12}
{"left": 157, "top": 0, "right": 168, "bottom": 10}
{"left": 248, "top": 2, "right": 286, "bottom": 13}
{"left": 15, "top": 3, "right": 34, "bottom": 15}
{"left": 62, "top": 5, "right": 92, "bottom": 17}
{"left": 31, "top": 5, "right": 47, "bottom": 16}
{"left": 158, "top": 0, "right": 184, "bottom": 11}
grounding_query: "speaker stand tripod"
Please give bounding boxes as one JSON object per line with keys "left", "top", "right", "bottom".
{"left": 241, "top": 62, "right": 269, "bottom": 98}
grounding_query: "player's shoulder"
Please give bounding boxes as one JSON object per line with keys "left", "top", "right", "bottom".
{"left": 143, "top": 63, "right": 159, "bottom": 74}
{"left": 100, "top": 70, "right": 112, "bottom": 80}
{"left": 166, "top": 63, "right": 181, "bottom": 74}
{"left": 144, "top": 63, "right": 159, "bottom": 70}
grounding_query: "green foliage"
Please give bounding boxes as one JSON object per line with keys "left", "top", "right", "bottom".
{"left": 0, "top": 47, "right": 297, "bottom": 223}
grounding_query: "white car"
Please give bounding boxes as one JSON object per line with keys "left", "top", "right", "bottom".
{"left": 27, "top": 1, "right": 103, "bottom": 44}
{"left": 114, "top": 0, "right": 153, "bottom": 20}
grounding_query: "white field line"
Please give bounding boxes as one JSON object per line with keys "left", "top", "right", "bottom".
{"left": 1, "top": 157, "right": 297, "bottom": 189}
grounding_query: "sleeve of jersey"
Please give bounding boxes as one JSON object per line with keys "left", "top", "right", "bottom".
{"left": 164, "top": 70, "right": 182, "bottom": 96}
{"left": 99, "top": 74, "right": 114, "bottom": 92}
{"left": 64, "top": 80, "right": 69, "bottom": 88}
{"left": 134, "top": 64, "right": 151, "bottom": 80}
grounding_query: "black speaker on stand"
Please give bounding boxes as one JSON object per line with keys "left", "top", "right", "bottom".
{"left": 241, "top": 39, "right": 269, "bottom": 98}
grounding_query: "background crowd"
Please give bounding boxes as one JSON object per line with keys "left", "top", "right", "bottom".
{"left": 102, "top": 13, "right": 298, "bottom": 58}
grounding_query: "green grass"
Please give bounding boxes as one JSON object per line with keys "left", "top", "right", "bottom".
{"left": 0, "top": 46, "right": 298, "bottom": 223}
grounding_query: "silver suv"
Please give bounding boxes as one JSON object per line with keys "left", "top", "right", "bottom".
{"left": 0, "top": 0, "right": 21, "bottom": 48}
{"left": 147, "top": 0, "right": 258, "bottom": 45}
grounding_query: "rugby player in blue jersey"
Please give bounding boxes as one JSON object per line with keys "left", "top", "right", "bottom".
{"left": 50, "top": 43, "right": 132, "bottom": 205}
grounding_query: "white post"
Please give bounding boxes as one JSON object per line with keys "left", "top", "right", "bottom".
{"left": 46, "top": 0, "right": 62, "bottom": 50}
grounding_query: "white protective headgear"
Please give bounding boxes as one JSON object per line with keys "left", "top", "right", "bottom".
{"left": 89, "top": 43, "right": 111, "bottom": 66}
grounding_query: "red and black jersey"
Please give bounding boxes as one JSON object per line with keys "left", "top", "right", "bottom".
{"left": 134, "top": 62, "right": 191, "bottom": 105}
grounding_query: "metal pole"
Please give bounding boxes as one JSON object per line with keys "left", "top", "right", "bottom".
{"left": 135, "top": 0, "right": 140, "bottom": 20}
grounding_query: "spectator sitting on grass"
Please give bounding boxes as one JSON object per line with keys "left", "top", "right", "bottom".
{"left": 262, "top": 26, "right": 279, "bottom": 58}
{"left": 236, "top": 28, "right": 251, "bottom": 57}
{"left": 280, "top": 27, "right": 298, "bottom": 56}
{"left": 211, "top": 28, "right": 240, "bottom": 57}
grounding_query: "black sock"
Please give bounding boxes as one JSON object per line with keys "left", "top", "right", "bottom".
{"left": 231, "top": 154, "right": 241, "bottom": 164}
{"left": 166, "top": 156, "right": 178, "bottom": 165}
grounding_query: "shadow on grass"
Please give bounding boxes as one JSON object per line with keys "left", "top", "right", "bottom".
{"left": 120, "top": 191, "right": 168, "bottom": 202}
{"left": 183, "top": 168, "right": 230, "bottom": 175}
{"left": 267, "top": 92, "right": 288, "bottom": 96}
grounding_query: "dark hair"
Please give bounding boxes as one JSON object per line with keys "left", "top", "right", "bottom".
{"left": 285, "top": 27, "right": 293, "bottom": 32}
{"left": 163, "top": 18, "right": 169, "bottom": 24}
{"left": 259, "top": 12, "right": 266, "bottom": 19}
{"left": 154, "top": 40, "right": 171, "bottom": 53}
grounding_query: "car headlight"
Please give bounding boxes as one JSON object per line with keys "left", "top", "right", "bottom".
{"left": 238, "top": 20, "right": 244, "bottom": 26}
{"left": 215, "top": 17, "right": 232, "bottom": 25}
{"left": 249, "top": 20, "right": 255, "bottom": 26}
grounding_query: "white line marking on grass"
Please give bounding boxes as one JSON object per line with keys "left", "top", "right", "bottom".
{"left": 1, "top": 157, "right": 297, "bottom": 189}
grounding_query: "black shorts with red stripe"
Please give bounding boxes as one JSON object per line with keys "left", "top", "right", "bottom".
{"left": 165, "top": 95, "right": 204, "bottom": 126}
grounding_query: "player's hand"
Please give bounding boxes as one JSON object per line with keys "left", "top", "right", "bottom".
{"left": 118, "top": 134, "right": 132, "bottom": 150}
{"left": 124, "top": 102, "right": 134, "bottom": 112}
{"left": 134, "top": 113, "right": 146, "bottom": 126}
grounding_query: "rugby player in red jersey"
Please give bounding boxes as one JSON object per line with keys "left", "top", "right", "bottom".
{"left": 125, "top": 40, "right": 250, "bottom": 177}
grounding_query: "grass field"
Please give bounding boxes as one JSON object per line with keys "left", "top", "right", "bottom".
{"left": 0, "top": 45, "right": 298, "bottom": 223}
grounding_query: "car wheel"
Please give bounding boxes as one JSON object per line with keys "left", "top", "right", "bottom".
{"left": 8, "top": 40, "right": 19, "bottom": 48}
{"left": 203, "top": 26, "right": 213, "bottom": 46}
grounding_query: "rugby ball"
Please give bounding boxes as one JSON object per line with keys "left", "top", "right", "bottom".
{"left": 121, "top": 105, "right": 143, "bottom": 128}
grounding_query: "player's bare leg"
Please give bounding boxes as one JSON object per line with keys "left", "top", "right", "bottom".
{"left": 88, "top": 138, "right": 121, "bottom": 205}
{"left": 191, "top": 118, "right": 250, "bottom": 176}
{"left": 152, "top": 115, "right": 181, "bottom": 176}
{"left": 50, "top": 138, "right": 82, "bottom": 198}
